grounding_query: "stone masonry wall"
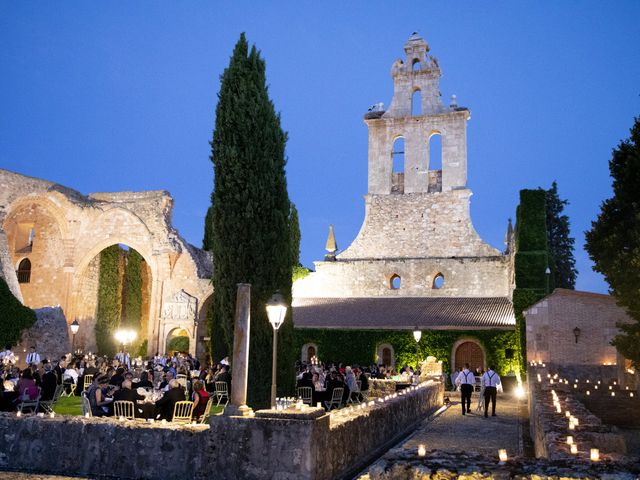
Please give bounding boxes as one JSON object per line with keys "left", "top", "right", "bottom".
{"left": 294, "top": 255, "right": 510, "bottom": 298}
{"left": 0, "top": 381, "right": 443, "bottom": 480}
{"left": 15, "top": 306, "right": 70, "bottom": 365}
{"left": 525, "top": 289, "right": 632, "bottom": 366}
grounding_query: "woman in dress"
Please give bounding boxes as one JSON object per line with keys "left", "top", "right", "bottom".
{"left": 192, "top": 380, "right": 210, "bottom": 421}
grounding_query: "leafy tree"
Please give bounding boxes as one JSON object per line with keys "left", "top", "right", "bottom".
{"left": 585, "top": 117, "right": 640, "bottom": 367}
{"left": 544, "top": 182, "right": 577, "bottom": 289}
{"left": 203, "top": 205, "right": 214, "bottom": 251}
{"left": 0, "top": 276, "right": 37, "bottom": 348}
{"left": 209, "top": 33, "right": 294, "bottom": 407}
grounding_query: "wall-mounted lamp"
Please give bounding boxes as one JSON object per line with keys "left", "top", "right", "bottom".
{"left": 573, "top": 327, "right": 581, "bottom": 344}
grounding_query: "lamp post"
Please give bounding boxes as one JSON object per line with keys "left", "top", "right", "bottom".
{"left": 267, "top": 292, "right": 288, "bottom": 409}
{"left": 413, "top": 328, "right": 422, "bottom": 370}
{"left": 545, "top": 266, "right": 551, "bottom": 294}
{"left": 573, "top": 327, "right": 581, "bottom": 344}
{"left": 70, "top": 320, "right": 80, "bottom": 353}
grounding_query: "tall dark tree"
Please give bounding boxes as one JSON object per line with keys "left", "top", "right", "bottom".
{"left": 585, "top": 117, "right": 640, "bottom": 368}
{"left": 289, "top": 202, "right": 300, "bottom": 267}
{"left": 202, "top": 205, "right": 214, "bottom": 251}
{"left": 209, "top": 33, "right": 294, "bottom": 407}
{"left": 545, "top": 181, "right": 577, "bottom": 289}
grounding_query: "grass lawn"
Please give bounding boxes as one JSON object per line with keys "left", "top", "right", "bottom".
{"left": 52, "top": 396, "right": 225, "bottom": 417}
{"left": 53, "top": 396, "right": 82, "bottom": 416}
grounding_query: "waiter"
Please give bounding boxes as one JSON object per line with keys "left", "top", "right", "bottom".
{"left": 26, "top": 346, "right": 41, "bottom": 366}
{"left": 481, "top": 365, "right": 501, "bottom": 418}
{"left": 455, "top": 362, "right": 475, "bottom": 415}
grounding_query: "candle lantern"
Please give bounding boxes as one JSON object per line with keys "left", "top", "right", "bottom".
{"left": 570, "top": 444, "right": 578, "bottom": 454}
{"left": 566, "top": 435, "right": 573, "bottom": 445}
{"left": 498, "top": 449, "right": 508, "bottom": 463}
{"left": 590, "top": 448, "right": 600, "bottom": 461}
{"left": 418, "top": 445, "right": 426, "bottom": 457}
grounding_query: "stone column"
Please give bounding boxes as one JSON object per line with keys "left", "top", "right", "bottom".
{"left": 224, "top": 283, "right": 252, "bottom": 416}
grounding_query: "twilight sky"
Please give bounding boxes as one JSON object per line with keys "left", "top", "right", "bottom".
{"left": 1, "top": 2, "right": 639, "bottom": 294}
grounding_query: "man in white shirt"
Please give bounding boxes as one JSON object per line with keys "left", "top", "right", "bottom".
{"left": 26, "top": 346, "right": 41, "bottom": 366}
{"left": 455, "top": 363, "right": 475, "bottom": 415}
{"left": 481, "top": 366, "right": 501, "bottom": 418}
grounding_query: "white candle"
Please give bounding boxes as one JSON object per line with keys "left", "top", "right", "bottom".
{"left": 631, "top": 393, "right": 634, "bottom": 398}
{"left": 565, "top": 411, "right": 571, "bottom": 418}
{"left": 16, "top": 411, "right": 22, "bottom": 417}
{"left": 611, "top": 392, "right": 615, "bottom": 397}
{"left": 566, "top": 435, "right": 573, "bottom": 445}
{"left": 49, "top": 412, "right": 55, "bottom": 418}
{"left": 85, "top": 413, "right": 90, "bottom": 418}
{"left": 570, "top": 444, "right": 578, "bottom": 454}
{"left": 498, "top": 449, "right": 508, "bottom": 462}
{"left": 569, "top": 422, "right": 575, "bottom": 430}
{"left": 590, "top": 448, "right": 599, "bottom": 461}
{"left": 586, "top": 391, "right": 590, "bottom": 395}
{"left": 418, "top": 445, "right": 426, "bottom": 457}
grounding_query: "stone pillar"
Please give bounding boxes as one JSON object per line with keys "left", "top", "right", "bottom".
{"left": 224, "top": 283, "right": 252, "bottom": 416}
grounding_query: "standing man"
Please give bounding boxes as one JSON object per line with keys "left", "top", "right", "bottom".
{"left": 455, "top": 363, "right": 475, "bottom": 415}
{"left": 26, "top": 346, "right": 41, "bottom": 366}
{"left": 481, "top": 365, "right": 501, "bottom": 418}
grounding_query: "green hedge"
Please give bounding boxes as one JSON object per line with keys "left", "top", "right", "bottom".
{"left": 0, "top": 277, "right": 37, "bottom": 348}
{"left": 294, "top": 328, "right": 520, "bottom": 377}
{"left": 516, "top": 189, "right": 547, "bottom": 252}
{"left": 514, "top": 251, "right": 549, "bottom": 290}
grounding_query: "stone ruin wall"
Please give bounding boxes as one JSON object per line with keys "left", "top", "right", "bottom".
{"left": 0, "top": 168, "right": 213, "bottom": 358}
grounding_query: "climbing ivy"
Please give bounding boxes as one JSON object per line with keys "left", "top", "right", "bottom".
{"left": 294, "top": 329, "right": 520, "bottom": 377}
{"left": 95, "top": 245, "right": 122, "bottom": 356}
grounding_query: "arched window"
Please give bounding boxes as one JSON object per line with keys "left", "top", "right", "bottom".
{"left": 300, "top": 343, "right": 319, "bottom": 363}
{"left": 412, "top": 89, "right": 422, "bottom": 116}
{"left": 412, "top": 58, "right": 420, "bottom": 72}
{"left": 377, "top": 343, "right": 395, "bottom": 367}
{"left": 433, "top": 273, "right": 444, "bottom": 289}
{"left": 429, "top": 133, "right": 442, "bottom": 170}
{"left": 17, "top": 258, "right": 31, "bottom": 284}
{"left": 392, "top": 137, "right": 405, "bottom": 173}
{"left": 390, "top": 274, "right": 401, "bottom": 290}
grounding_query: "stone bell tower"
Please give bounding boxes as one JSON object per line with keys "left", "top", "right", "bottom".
{"left": 294, "top": 33, "right": 511, "bottom": 300}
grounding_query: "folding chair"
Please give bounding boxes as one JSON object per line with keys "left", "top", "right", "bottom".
{"left": 347, "top": 382, "right": 362, "bottom": 405}
{"left": 172, "top": 401, "right": 194, "bottom": 423}
{"left": 40, "top": 384, "right": 64, "bottom": 414}
{"left": 199, "top": 397, "right": 213, "bottom": 424}
{"left": 81, "top": 392, "right": 92, "bottom": 417}
{"left": 113, "top": 400, "right": 135, "bottom": 420}
{"left": 324, "top": 387, "right": 344, "bottom": 411}
{"left": 297, "top": 386, "right": 313, "bottom": 405}
{"left": 61, "top": 382, "right": 76, "bottom": 397}
{"left": 18, "top": 387, "right": 41, "bottom": 413}
{"left": 215, "top": 381, "right": 229, "bottom": 407}
{"left": 83, "top": 375, "right": 94, "bottom": 392}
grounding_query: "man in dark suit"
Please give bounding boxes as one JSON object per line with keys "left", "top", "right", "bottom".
{"left": 113, "top": 379, "right": 147, "bottom": 418}
{"left": 54, "top": 356, "right": 66, "bottom": 385}
{"left": 41, "top": 364, "right": 58, "bottom": 401}
{"left": 155, "top": 379, "right": 185, "bottom": 420}
{"left": 109, "top": 367, "right": 126, "bottom": 388}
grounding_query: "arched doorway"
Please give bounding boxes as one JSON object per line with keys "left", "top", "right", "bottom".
{"left": 453, "top": 340, "right": 485, "bottom": 372}
{"left": 300, "top": 343, "right": 318, "bottom": 363}
{"left": 377, "top": 343, "right": 395, "bottom": 368}
{"left": 166, "top": 327, "right": 190, "bottom": 354}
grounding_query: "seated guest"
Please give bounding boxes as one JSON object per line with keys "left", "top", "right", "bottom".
{"left": 155, "top": 379, "right": 185, "bottom": 420}
{"left": 159, "top": 371, "right": 174, "bottom": 392}
{"left": 109, "top": 367, "right": 125, "bottom": 388}
{"left": 15, "top": 369, "right": 39, "bottom": 402}
{"left": 215, "top": 365, "right": 232, "bottom": 395}
{"left": 62, "top": 364, "right": 78, "bottom": 395}
{"left": 297, "top": 371, "right": 313, "bottom": 389}
{"left": 359, "top": 369, "right": 369, "bottom": 394}
{"left": 87, "top": 375, "right": 113, "bottom": 417}
{"left": 113, "top": 379, "right": 145, "bottom": 404}
{"left": 41, "top": 364, "right": 58, "bottom": 401}
{"left": 192, "top": 380, "right": 210, "bottom": 420}
{"left": 137, "top": 371, "right": 154, "bottom": 389}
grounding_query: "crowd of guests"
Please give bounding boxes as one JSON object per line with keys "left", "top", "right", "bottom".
{"left": 0, "top": 345, "right": 233, "bottom": 422}
{"left": 295, "top": 361, "right": 420, "bottom": 407}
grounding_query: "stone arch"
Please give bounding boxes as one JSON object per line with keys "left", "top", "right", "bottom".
{"left": 432, "top": 272, "right": 445, "bottom": 289}
{"left": 377, "top": 343, "right": 395, "bottom": 368}
{"left": 300, "top": 343, "right": 318, "bottom": 363}
{"left": 4, "top": 195, "right": 70, "bottom": 240}
{"left": 411, "top": 88, "right": 422, "bottom": 116}
{"left": 428, "top": 130, "right": 443, "bottom": 171}
{"left": 165, "top": 327, "right": 191, "bottom": 353}
{"left": 451, "top": 338, "right": 486, "bottom": 373}
{"left": 196, "top": 294, "right": 213, "bottom": 362}
{"left": 389, "top": 273, "right": 401, "bottom": 290}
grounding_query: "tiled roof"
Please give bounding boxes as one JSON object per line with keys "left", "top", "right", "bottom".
{"left": 292, "top": 296, "right": 515, "bottom": 330}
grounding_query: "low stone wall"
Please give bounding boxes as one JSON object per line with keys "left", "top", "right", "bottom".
{"left": 0, "top": 381, "right": 443, "bottom": 480}
{"left": 527, "top": 366, "right": 627, "bottom": 462}
{"left": 368, "top": 379, "right": 411, "bottom": 398}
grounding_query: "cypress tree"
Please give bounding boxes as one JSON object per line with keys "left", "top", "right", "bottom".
{"left": 545, "top": 181, "right": 577, "bottom": 289}
{"left": 209, "top": 33, "right": 294, "bottom": 407}
{"left": 203, "top": 205, "right": 214, "bottom": 251}
{"left": 289, "top": 202, "right": 300, "bottom": 267}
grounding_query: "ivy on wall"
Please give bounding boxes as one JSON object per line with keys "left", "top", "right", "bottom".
{"left": 167, "top": 336, "right": 189, "bottom": 353}
{"left": 294, "top": 328, "right": 520, "bottom": 377}
{"left": 0, "top": 276, "right": 37, "bottom": 348}
{"left": 95, "top": 245, "right": 121, "bottom": 356}
{"left": 513, "top": 188, "right": 550, "bottom": 374}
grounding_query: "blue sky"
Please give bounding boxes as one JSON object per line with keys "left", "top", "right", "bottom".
{"left": 1, "top": 2, "right": 639, "bottom": 293}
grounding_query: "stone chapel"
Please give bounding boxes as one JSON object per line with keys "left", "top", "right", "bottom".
{"left": 292, "top": 34, "right": 516, "bottom": 371}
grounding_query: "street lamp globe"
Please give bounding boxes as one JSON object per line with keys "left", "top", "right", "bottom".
{"left": 413, "top": 329, "right": 422, "bottom": 343}
{"left": 70, "top": 320, "right": 80, "bottom": 335}
{"left": 266, "top": 292, "right": 287, "bottom": 331}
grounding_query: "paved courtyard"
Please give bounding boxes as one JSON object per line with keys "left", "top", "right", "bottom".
{"left": 403, "top": 391, "right": 524, "bottom": 457}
